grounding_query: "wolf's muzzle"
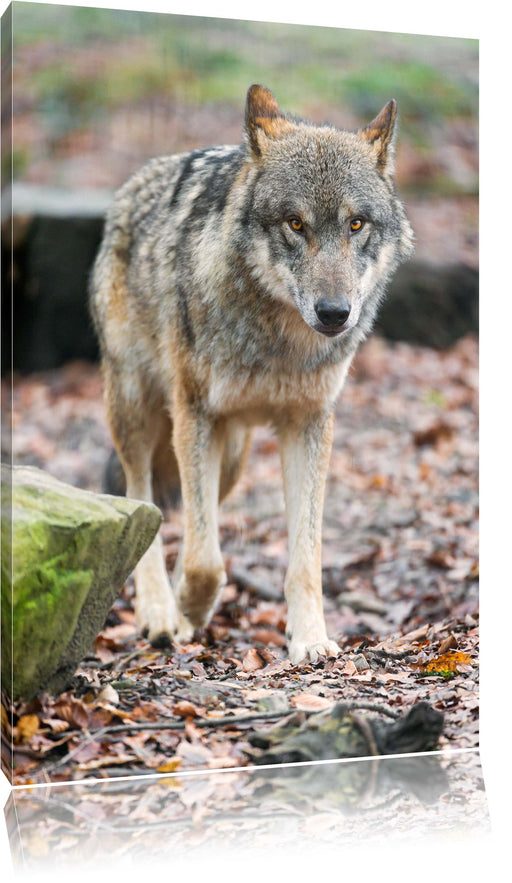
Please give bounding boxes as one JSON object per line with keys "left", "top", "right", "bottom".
{"left": 314, "top": 297, "right": 351, "bottom": 333}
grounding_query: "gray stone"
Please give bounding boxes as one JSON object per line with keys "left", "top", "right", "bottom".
{"left": 1, "top": 465, "right": 161, "bottom": 699}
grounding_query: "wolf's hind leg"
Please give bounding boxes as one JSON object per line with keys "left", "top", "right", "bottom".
{"left": 172, "top": 421, "right": 251, "bottom": 593}
{"left": 219, "top": 423, "right": 252, "bottom": 502}
{"left": 172, "top": 389, "right": 227, "bottom": 628}
{"left": 103, "top": 411, "right": 182, "bottom": 513}
{"left": 151, "top": 411, "right": 182, "bottom": 510}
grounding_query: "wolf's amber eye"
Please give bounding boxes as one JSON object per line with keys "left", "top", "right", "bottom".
{"left": 289, "top": 217, "right": 304, "bottom": 232}
{"left": 350, "top": 218, "right": 365, "bottom": 233}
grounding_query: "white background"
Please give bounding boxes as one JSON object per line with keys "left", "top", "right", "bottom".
{"left": 1, "top": 1, "right": 509, "bottom": 879}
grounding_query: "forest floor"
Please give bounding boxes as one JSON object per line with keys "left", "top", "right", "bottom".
{"left": 3, "top": 332, "right": 479, "bottom": 784}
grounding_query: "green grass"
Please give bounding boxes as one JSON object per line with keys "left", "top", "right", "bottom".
{"left": 11, "top": 2, "right": 478, "bottom": 192}
{"left": 13, "top": 2, "right": 478, "bottom": 118}
{"left": 422, "top": 390, "right": 448, "bottom": 409}
{"left": 342, "top": 62, "right": 477, "bottom": 121}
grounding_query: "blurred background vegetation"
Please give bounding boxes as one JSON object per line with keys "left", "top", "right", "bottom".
{"left": 8, "top": 1, "right": 478, "bottom": 265}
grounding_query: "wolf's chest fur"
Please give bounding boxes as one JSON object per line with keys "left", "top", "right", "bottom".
{"left": 204, "top": 352, "right": 352, "bottom": 423}
{"left": 155, "top": 282, "right": 355, "bottom": 421}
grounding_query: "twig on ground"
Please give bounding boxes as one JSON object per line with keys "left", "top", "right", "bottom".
{"left": 369, "top": 649, "right": 415, "bottom": 661}
{"left": 344, "top": 701, "right": 399, "bottom": 719}
{"left": 89, "top": 709, "right": 295, "bottom": 737}
{"left": 47, "top": 702, "right": 400, "bottom": 773}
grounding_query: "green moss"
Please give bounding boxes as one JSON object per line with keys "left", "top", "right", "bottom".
{"left": 8, "top": 564, "right": 92, "bottom": 699}
{"left": 2, "top": 466, "right": 161, "bottom": 699}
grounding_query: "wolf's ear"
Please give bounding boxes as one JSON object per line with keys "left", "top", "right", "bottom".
{"left": 245, "top": 84, "right": 294, "bottom": 158}
{"left": 359, "top": 100, "right": 397, "bottom": 174}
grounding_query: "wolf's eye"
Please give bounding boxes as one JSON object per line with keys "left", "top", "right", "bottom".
{"left": 350, "top": 218, "right": 365, "bottom": 233}
{"left": 288, "top": 217, "right": 304, "bottom": 233}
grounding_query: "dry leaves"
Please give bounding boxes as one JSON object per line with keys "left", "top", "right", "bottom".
{"left": 242, "top": 647, "right": 276, "bottom": 672}
{"left": 423, "top": 651, "right": 473, "bottom": 674}
{"left": 413, "top": 420, "right": 454, "bottom": 447}
{"left": 172, "top": 700, "right": 203, "bottom": 719}
{"left": 4, "top": 334, "right": 479, "bottom": 784}
{"left": 14, "top": 714, "right": 40, "bottom": 743}
{"left": 290, "top": 693, "right": 334, "bottom": 712}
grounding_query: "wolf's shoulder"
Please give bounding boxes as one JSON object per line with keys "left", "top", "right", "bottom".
{"left": 119, "top": 145, "right": 243, "bottom": 205}
{"left": 106, "top": 145, "right": 244, "bottom": 236}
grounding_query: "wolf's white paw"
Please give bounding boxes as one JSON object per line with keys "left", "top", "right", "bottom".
{"left": 136, "top": 598, "right": 182, "bottom": 649}
{"left": 174, "top": 610, "right": 195, "bottom": 644}
{"left": 288, "top": 637, "right": 341, "bottom": 666}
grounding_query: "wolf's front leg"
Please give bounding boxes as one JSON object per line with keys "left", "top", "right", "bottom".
{"left": 133, "top": 532, "right": 193, "bottom": 646}
{"left": 123, "top": 468, "right": 192, "bottom": 647}
{"left": 172, "top": 393, "right": 227, "bottom": 628}
{"left": 279, "top": 410, "right": 340, "bottom": 665}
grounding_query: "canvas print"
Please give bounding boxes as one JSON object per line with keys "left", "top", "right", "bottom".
{"left": 1, "top": 2, "right": 478, "bottom": 786}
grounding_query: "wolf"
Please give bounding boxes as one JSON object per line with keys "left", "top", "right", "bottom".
{"left": 89, "top": 84, "right": 414, "bottom": 664}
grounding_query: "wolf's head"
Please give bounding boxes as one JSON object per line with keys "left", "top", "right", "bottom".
{"left": 239, "top": 84, "right": 414, "bottom": 341}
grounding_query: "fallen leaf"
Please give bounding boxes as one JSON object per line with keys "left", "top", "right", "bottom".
{"left": 242, "top": 648, "right": 267, "bottom": 672}
{"left": 157, "top": 758, "right": 182, "bottom": 773}
{"left": 249, "top": 606, "right": 286, "bottom": 629}
{"left": 438, "top": 634, "right": 458, "bottom": 654}
{"left": 99, "top": 624, "right": 138, "bottom": 642}
{"left": 94, "top": 623, "right": 136, "bottom": 662}
{"left": 172, "top": 701, "right": 202, "bottom": 719}
{"left": 41, "top": 717, "right": 69, "bottom": 734}
{"left": 76, "top": 753, "right": 138, "bottom": 771}
{"left": 97, "top": 684, "right": 120, "bottom": 705}
{"left": 67, "top": 739, "right": 105, "bottom": 764}
{"left": 129, "top": 701, "right": 163, "bottom": 722}
{"left": 183, "top": 719, "right": 203, "bottom": 743}
{"left": 290, "top": 693, "right": 334, "bottom": 712}
{"left": 258, "top": 647, "right": 278, "bottom": 664}
{"left": 87, "top": 706, "right": 117, "bottom": 728}
{"left": 427, "top": 548, "right": 458, "bottom": 569}
{"left": 176, "top": 740, "right": 214, "bottom": 766}
{"left": 123, "top": 731, "right": 152, "bottom": 749}
{"left": 413, "top": 421, "right": 454, "bottom": 447}
{"left": 15, "top": 714, "right": 40, "bottom": 743}
{"left": 1, "top": 703, "right": 11, "bottom": 736}
{"left": 424, "top": 651, "right": 472, "bottom": 673}
{"left": 251, "top": 628, "right": 287, "bottom": 647}
{"left": 53, "top": 697, "right": 90, "bottom": 729}
{"left": 419, "top": 462, "right": 432, "bottom": 480}
{"left": 94, "top": 637, "right": 116, "bottom": 664}
{"left": 369, "top": 473, "right": 391, "bottom": 490}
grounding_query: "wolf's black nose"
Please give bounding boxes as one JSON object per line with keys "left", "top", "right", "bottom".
{"left": 315, "top": 298, "right": 351, "bottom": 328}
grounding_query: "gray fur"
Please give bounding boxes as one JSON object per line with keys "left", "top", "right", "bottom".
{"left": 89, "top": 85, "right": 414, "bottom": 660}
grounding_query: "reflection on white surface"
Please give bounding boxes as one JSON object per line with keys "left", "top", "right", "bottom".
{"left": 4, "top": 748, "right": 489, "bottom": 875}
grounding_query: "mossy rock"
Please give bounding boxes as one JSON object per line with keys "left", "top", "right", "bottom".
{"left": 1, "top": 465, "right": 162, "bottom": 700}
